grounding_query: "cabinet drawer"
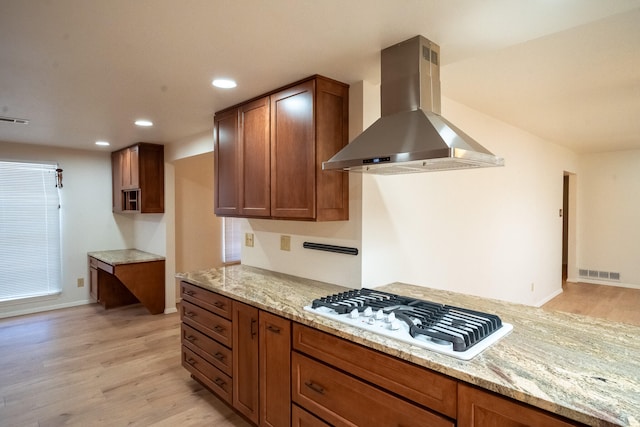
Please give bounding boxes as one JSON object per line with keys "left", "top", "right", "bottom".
{"left": 293, "top": 323, "right": 457, "bottom": 418}
{"left": 292, "top": 404, "right": 331, "bottom": 427}
{"left": 181, "top": 324, "right": 232, "bottom": 376}
{"left": 182, "top": 346, "right": 232, "bottom": 405}
{"left": 180, "top": 281, "right": 232, "bottom": 319}
{"left": 181, "top": 300, "right": 232, "bottom": 348}
{"left": 292, "top": 352, "right": 453, "bottom": 427}
{"left": 88, "top": 256, "right": 114, "bottom": 274}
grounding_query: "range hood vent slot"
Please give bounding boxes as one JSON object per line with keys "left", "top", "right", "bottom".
{"left": 0, "top": 116, "right": 30, "bottom": 125}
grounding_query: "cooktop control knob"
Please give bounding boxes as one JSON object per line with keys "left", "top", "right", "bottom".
{"left": 363, "top": 307, "right": 373, "bottom": 317}
{"left": 386, "top": 312, "right": 396, "bottom": 323}
{"left": 349, "top": 308, "right": 359, "bottom": 319}
{"left": 375, "top": 309, "right": 384, "bottom": 320}
{"left": 390, "top": 320, "right": 401, "bottom": 330}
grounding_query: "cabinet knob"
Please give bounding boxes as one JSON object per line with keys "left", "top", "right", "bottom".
{"left": 184, "top": 311, "right": 196, "bottom": 318}
{"left": 213, "top": 301, "right": 225, "bottom": 309}
{"left": 184, "top": 290, "right": 195, "bottom": 296}
{"left": 186, "top": 357, "right": 197, "bottom": 366}
{"left": 304, "top": 381, "right": 325, "bottom": 395}
{"left": 213, "top": 352, "right": 225, "bottom": 361}
{"left": 213, "top": 325, "right": 225, "bottom": 333}
{"left": 185, "top": 335, "right": 197, "bottom": 342}
{"left": 214, "top": 378, "right": 227, "bottom": 388}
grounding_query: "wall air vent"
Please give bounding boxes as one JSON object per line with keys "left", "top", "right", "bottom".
{"left": 579, "top": 268, "right": 621, "bottom": 281}
{"left": 0, "top": 116, "right": 30, "bottom": 124}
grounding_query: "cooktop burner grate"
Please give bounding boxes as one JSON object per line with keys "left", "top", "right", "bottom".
{"left": 306, "top": 288, "right": 513, "bottom": 360}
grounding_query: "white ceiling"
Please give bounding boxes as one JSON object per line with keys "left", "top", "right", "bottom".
{"left": 1, "top": 0, "right": 639, "bottom": 154}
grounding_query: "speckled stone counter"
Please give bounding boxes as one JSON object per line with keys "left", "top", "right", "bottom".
{"left": 88, "top": 249, "right": 165, "bottom": 265}
{"left": 176, "top": 265, "right": 640, "bottom": 427}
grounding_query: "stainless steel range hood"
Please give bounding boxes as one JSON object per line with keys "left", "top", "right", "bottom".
{"left": 323, "top": 35, "right": 504, "bottom": 174}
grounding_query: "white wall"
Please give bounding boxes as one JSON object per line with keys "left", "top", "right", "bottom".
{"left": 0, "top": 141, "right": 134, "bottom": 318}
{"left": 360, "top": 94, "right": 579, "bottom": 306}
{"left": 575, "top": 149, "right": 640, "bottom": 287}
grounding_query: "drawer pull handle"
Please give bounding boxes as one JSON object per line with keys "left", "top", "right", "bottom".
{"left": 213, "top": 325, "right": 225, "bottom": 333}
{"left": 185, "top": 335, "right": 197, "bottom": 342}
{"left": 251, "top": 319, "right": 258, "bottom": 338}
{"left": 213, "top": 352, "right": 225, "bottom": 361}
{"left": 304, "top": 381, "right": 325, "bottom": 395}
{"left": 213, "top": 301, "right": 225, "bottom": 309}
{"left": 184, "top": 311, "right": 196, "bottom": 318}
{"left": 184, "top": 290, "right": 195, "bottom": 296}
{"left": 267, "top": 325, "right": 281, "bottom": 334}
{"left": 186, "top": 357, "right": 197, "bottom": 366}
{"left": 214, "top": 378, "right": 226, "bottom": 387}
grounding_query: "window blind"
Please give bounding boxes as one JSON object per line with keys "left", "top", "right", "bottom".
{"left": 0, "top": 161, "right": 62, "bottom": 302}
{"left": 223, "top": 217, "right": 241, "bottom": 264}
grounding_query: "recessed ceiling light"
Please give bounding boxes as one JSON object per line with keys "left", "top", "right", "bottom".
{"left": 135, "top": 119, "right": 153, "bottom": 127}
{"left": 212, "top": 79, "right": 237, "bottom": 89}
{"left": 95, "top": 141, "right": 110, "bottom": 146}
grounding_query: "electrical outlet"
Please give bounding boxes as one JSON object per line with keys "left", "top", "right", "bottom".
{"left": 280, "top": 235, "right": 291, "bottom": 251}
{"left": 77, "top": 278, "right": 85, "bottom": 288}
{"left": 245, "top": 233, "right": 254, "bottom": 247}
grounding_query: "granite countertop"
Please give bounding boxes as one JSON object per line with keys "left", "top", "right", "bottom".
{"left": 176, "top": 264, "right": 640, "bottom": 427}
{"left": 88, "top": 249, "right": 165, "bottom": 265}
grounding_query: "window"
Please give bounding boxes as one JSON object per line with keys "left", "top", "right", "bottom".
{"left": 0, "top": 161, "right": 61, "bottom": 302}
{"left": 223, "top": 217, "right": 241, "bottom": 264}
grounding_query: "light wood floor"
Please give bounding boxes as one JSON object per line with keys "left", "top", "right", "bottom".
{"left": 543, "top": 281, "right": 640, "bottom": 326}
{"left": 0, "top": 303, "right": 251, "bottom": 427}
{"left": 1, "top": 284, "right": 638, "bottom": 426}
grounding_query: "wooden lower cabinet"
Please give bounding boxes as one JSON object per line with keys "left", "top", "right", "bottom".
{"left": 180, "top": 282, "right": 293, "bottom": 427}
{"left": 457, "top": 383, "right": 583, "bottom": 427}
{"left": 180, "top": 282, "right": 585, "bottom": 427}
{"left": 233, "top": 302, "right": 260, "bottom": 424}
{"left": 292, "top": 404, "right": 331, "bottom": 427}
{"left": 260, "top": 311, "right": 291, "bottom": 427}
{"left": 292, "top": 352, "right": 453, "bottom": 427}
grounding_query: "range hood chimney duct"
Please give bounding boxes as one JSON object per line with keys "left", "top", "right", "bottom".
{"left": 323, "top": 35, "right": 504, "bottom": 174}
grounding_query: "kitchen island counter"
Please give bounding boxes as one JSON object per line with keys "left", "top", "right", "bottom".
{"left": 177, "top": 264, "right": 640, "bottom": 427}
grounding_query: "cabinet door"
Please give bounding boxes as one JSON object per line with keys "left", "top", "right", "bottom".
{"left": 111, "top": 151, "right": 123, "bottom": 212}
{"left": 232, "top": 302, "right": 259, "bottom": 424}
{"left": 214, "top": 108, "right": 240, "bottom": 216}
{"left": 259, "top": 311, "right": 291, "bottom": 427}
{"left": 240, "top": 96, "right": 270, "bottom": 217}
{"left": 128, "top": 145, "right": 139, "bottom": 188}
{"left": 121, "top": 146, "right": 139, "bottom": 190}
{"left": 270, "top": 80, "right": 315, "bottom": 219}
{"left": 315, "top": 77, "right": 349, "bottom": 221}
{"left": 89, "top": 266, "right": 98, "bottom": 302}
{"left": 458, "top": 383, "right": 580, "bottom": 427}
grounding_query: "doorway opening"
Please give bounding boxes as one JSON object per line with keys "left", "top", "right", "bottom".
{"left": 562, "top": 174, "right": 569, "bottom": 282}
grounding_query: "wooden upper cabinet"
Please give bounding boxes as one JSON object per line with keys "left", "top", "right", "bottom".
{"left": 213, "top": 75, "right": 349, "bottom": 221}
{"left": 111, "top": 143, "right": 164, "bottom": 214}
{"left": 214, "top": 108, "right": 240, "bottom": 216}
